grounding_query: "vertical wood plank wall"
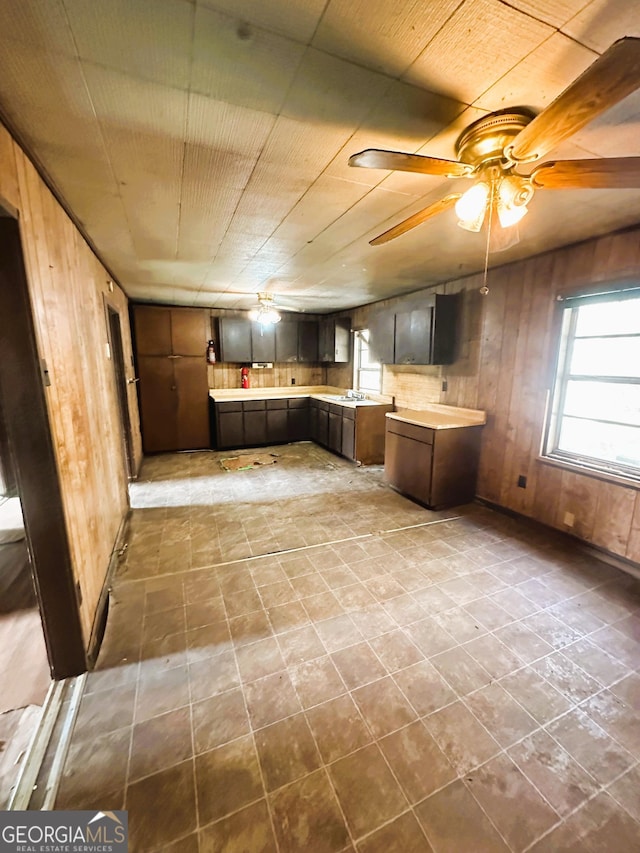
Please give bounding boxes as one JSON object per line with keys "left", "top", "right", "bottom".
{"left": 0, "top": 121, "right": 142, "bottom": 643}
{"left": 351, "top": 227, "right": 640, "bottom": 565}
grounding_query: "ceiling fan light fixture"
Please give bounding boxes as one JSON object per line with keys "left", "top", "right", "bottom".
{"left": 496, "top": 175, "right": 534, "bottom": 228}
{"left": 455, "top": 182, "right": 490, "bottom": 231}
{"left": 249, "top": 305, "right": 281, "bottom": 325}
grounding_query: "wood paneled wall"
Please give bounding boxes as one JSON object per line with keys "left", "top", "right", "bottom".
{"left": 209, "top": 362, "right": 325, "bottom": 390}
{"left": 353, "top": 227, "right": 640, "bottom": 566}
{"left": 0, "top": 121, "right": 142, "bottom": 643}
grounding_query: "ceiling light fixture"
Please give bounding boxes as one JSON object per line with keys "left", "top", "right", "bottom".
{"left": 249, "top": 293, "right": 281, "bottom": 325}
{"left": 455, "top": 171, "right": 534, "bottom": 234}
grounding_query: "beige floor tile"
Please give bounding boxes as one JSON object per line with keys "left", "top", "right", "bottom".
{"left": 127, "top": 759, "right": 197, "bottom": 852}
{"left": 199, "top": 799, "right": 277, "bottom": 853}
{"left": 244, "top": 670, "right": 302, "bottom": 729}
{"left": 331, "top": 642, "right": 386, "bottom": 690}
{"left": 269, "top": 769, "right": 350, "bottom": 853}
{"left": 357, "top": 811, "right": 433, "bottom": 853}
{"left": 393, "top": 660, "right": 457, "bottom": 717}
{"left": 351, "top": 676, "right": 418, "bottom": 738}
{"left": 465, "top": 682, "right": 538, "bottom": 748}
{"left": 306, "top": 693, "right": 372, "bottom": 763}
{"left": 254, "top": 712, "right": 321, "bottom": 792}
{"left": 415, "top": 780, "right": 510, "bottom": 853}
{"left": 424, "top": 701, "right": 500, "bottom": 775}
{"left": 192, "top": 689, "right": 250, "bottom": 753}
{"left": 328, "top": 743, "right": 408, "bottom": 839}
{"left": 195, "top": 735, "right": 263, "bottom": 825}
{"left": 379, "top": 720, "right": 456, "bottom": 803}
{"left": 129, "top": 706, "right": 193, "bottom": 782}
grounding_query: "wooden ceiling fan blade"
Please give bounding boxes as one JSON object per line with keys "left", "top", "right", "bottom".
{"left": 509, "top": 37, "right": 640, "bottom": 163}
{"left": 349, "top": 149, "right": 473, "bottom": 177}
{"left": 369, "top": 194, "right": 461, "bottom": 246}
{"left": 532, "top": 157, "right": 640, "bottom": 189}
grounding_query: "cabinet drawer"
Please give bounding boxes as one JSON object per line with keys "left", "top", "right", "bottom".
{"left": 243, "top": 400, "right": 266, "bottom": 411}
{"left": 341, "top": 407, "right": 355, "bottom": 420}
{"left": 315, "top": 400, "right": 329, "bottom": 411}
{"left": 329, "top": 403, "right": 343, "bottom": 415}
{"left": 266, "top": 399, "right": 288, "bottom": 410}
{"left": 216, "top": 401, "right": 243, "bottom": 413}
{"left": 386, "top": 419, "right": 434, "bottom": 445}
{"left": 288, "top": 398, "right": 308, "bottom": 409}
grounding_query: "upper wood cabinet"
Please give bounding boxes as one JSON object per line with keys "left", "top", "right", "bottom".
{"left": 275, "top": 321, "right": 298, "bottom": 362}
{"left": 319, "top": 318, "right": 351, "bottom": 362}
{"left": 298, "top": 320, "right": 319, "bottom": 362}
{"left": 219, "top": 318, "right": 252, "bottom": 362}
{"left": 368, "top": 294, "right": 457, "bottom": 365}
{"left": 251, "top": 322, "right": 276, "bottom": 362}
{"left": 133, "top": 305, "right": 210, "bottom": 453}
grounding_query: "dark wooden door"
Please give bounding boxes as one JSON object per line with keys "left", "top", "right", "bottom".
{"left": 275, "top": 322, "right": 298, "bottom": 362}
{"left": 217, "top": 411, "right": 244, "bottom": 448}
{"left": 288, "top": 400, "right": 309, "bottom": 441}
{"left": 174, "top": 356, "right": 209, "bottom": 449}
{"left": 243, "top": 406, "right": 267, "bottom": 445}
{"left": 251, "top": 323, "right": 276, "bottom": 362}
{"left": 328, "top": 411, "right": 342, "bottom": 453}
{"left": 137, "top": 356, "right": 178, "bottom": 452}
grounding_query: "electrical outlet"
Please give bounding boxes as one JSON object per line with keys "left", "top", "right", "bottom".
{"left": 442, "top": 379, "right": 448, "bottom": 392}
{"left": 517, "top": 475, "right": 527, "bottom": 488}
{"left": 564, "top": 512, "right": 575, "bottom": 527}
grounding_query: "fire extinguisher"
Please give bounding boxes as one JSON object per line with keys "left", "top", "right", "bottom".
{"left": 206, "top": 340, "right": 216, "bottom": 364}
{"left": 241, "top": 366, "right": 250, "bottom": 389}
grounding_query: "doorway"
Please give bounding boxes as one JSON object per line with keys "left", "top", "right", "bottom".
{"left": 0, "top": 207, "right": 85, "bottom": 806}
{"left": 106, "top": 301, "right": 134, "bottom": 479}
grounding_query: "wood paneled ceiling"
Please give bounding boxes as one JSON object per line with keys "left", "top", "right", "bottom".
{"left": 0, "top": 0, "right": 639, "bottom": 312}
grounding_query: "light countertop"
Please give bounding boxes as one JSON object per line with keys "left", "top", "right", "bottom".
{"left": 209, "top": 386, "right": 393, "bottom": 408}
{"left": 386, "top": 404, "right": 486, "bottom": 430}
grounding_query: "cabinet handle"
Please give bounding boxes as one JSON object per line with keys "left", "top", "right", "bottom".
{"left": 127, "top": 377, "right": 140, "bottom": 384}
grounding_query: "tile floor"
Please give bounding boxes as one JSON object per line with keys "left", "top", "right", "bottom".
{"left": 55, "top": 443, "right": 640, "bottom": 852}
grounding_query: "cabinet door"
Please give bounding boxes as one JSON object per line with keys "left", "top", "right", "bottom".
{"left": 369, "top": 311, "right": 395, "bottom": 364}
{"left": 219, "top": 318, "right": 252, "bottom": 362}
{"left": 134, "top": 306, "right": 172, "bottom": 356}
{"left": 431, "top": 294, "right": 458, "bottom": 364}
{"left": 298, "top": 321, "right": 318, "bottom": 362}
{"left": 275, "top": 322, "right": 298, "bottom": 362}
{"left": 309, "top": 402, "right": 319, "bottom": 442}
{"left": 174, "top": 356, "right": 209, "bottom": 449}
{"left": 288, "top": 401, "right": 309, "bottom": 441}
{"left": 243, "top": 409, "right": 267, "bottom": 445}
{"left": 384, "top": 430, "right": 433, "bottom": 504}
{"left": 334, "top": 319, "right": 351, "bottom": 362}
{"left": 172, "top": 309, "right": 209, "bottom": 356}
{"left": 267, "top": 409, "right": 288, "bottom": 443}
{"left": 341, "top": 415, "right": 356, "bottom": 460}
{"left": 251, "top": 323, "right": 276, "bottom": 362}
{"left": 394, "top": 308, "right": 432, "bottom": 364}
{"left": 137, "top": 356, "right": 177, "bottom": 451}
{"left": 328, "top": 411, "right": 342, "bottom": 453}
{"left": 317, "top": 407, "right": 329, "bottom": 447}
{"left": 318, "top": 320, "right": 333, "bottom": 362}
{"left": 217, "top": 410, "right": 244, "bottom": 449}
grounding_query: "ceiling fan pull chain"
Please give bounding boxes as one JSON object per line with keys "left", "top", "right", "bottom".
{"left": 480, "top": 184, "right": 495, "bottom": 296}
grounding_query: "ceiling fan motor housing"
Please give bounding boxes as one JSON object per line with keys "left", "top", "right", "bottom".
{"left": 455, "top": 109, "right": 536, "bottom": 168}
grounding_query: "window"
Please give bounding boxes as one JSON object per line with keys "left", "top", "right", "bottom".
{"left": 545, "top": 289, "right": 640, "bottom": 481}
{"left": 353, "top": 329, "right": 381, "bottom": 394}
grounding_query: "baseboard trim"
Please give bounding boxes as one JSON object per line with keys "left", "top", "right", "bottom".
{"left": 86, "top": 510, "right": 130, "bottom": 667}
{"left": 475, "top": 497, "right": 640, "bottom": 579}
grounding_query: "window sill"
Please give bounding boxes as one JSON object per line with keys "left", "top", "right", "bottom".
{"left": 537, "top": 454, "right": 640, "bottom": 492}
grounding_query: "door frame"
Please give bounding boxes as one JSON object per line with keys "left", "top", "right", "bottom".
{"left": 0, "top": 209, "right": 86, "bottom": 678}
{"left": 104, "top": 298, "right": 134, "bottom": 479}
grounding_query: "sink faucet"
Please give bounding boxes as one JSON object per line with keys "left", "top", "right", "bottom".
{"left": 347, "top": 389, "right": 366, "bottom": 400}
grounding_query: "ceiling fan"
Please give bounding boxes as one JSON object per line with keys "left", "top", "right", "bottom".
{"left": 349, "top": 37, "right": 640, "bottom": 249}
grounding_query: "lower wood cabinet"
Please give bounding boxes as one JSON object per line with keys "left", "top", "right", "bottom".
{"left": 385, "top": 417, "right": 483, "bottom": 508}
{"left": 214, "top": 398, "right": 311, "bottom": 450}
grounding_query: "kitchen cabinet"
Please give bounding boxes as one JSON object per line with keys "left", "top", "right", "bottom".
{"left": 385, "top": 415, "right": 483, "bottom": 508}
{"left": 369, "top": 310, "right": 395, "bottom": 364}
{"left": 298, "top": 320, "right": 319, "bottom": 362}
{"left": 341, "top": 409, "right": 356, "bottom": 460}
{"left": 319, "top": 318, "right": 351, "bottom": 362}
{"left": 219, "top": 318, "right": 252, "bottom": 362}
{"left": 251, "top": 323, "right": 276, "bottom": 362}
{"left": 288, "top": 398, "right": 309, "bottom": 440}
{"left": 393, "top": 295, "right": 457, "bottom": 365}
{"left": 266, "top": 399, "right": 289, "bottom": 443}
{"left": 134, "top": 305, "right": 210, "bottom": 452}
{"left": 328, "top": 405, "right": 342, "bottom": 453}
{"left": 275, "top": 322, "right": 298, "bottom": 362}
{"left": 216, "top": 402, "right": 244, "bottom": 449}
{"left": 243, "top": 400, "right": 267, "bottom": 445}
